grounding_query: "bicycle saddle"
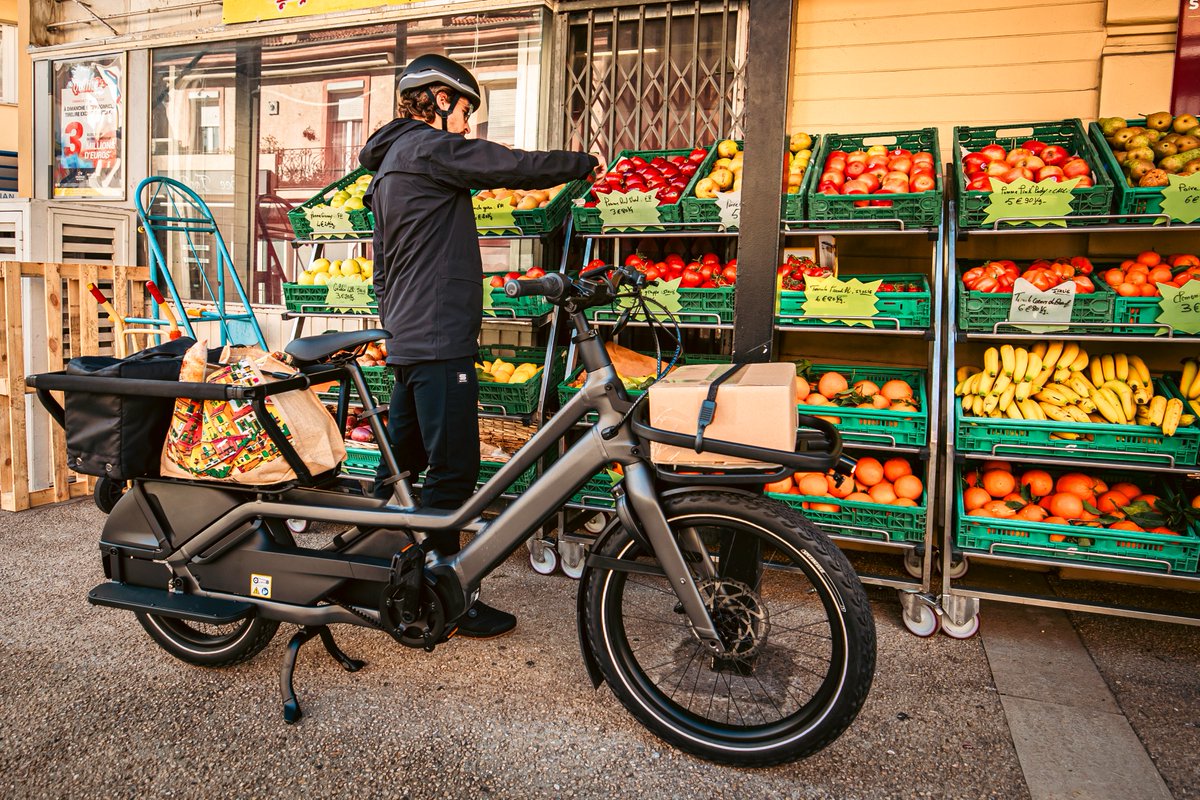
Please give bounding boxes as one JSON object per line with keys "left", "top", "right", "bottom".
{"left": 285, "top": 329, "right": 390, "bottom": 365}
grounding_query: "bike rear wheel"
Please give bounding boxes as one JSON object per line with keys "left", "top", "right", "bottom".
{"left": 584, "top": 490, "right": 875, "bottom": 766}
{"left": 136, "top": 613, "right": 279, "bottom": 667}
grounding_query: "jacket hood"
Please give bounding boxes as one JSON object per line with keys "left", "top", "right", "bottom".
{"left": 358, "top": 117, "right": 427, "bottom": 171}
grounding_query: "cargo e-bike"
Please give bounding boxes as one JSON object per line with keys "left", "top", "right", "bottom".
{"left": 29, "top": 266, "right": 876, "bottom": 766}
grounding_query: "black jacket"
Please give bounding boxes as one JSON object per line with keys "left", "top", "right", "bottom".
{"left": 359, "top": 119, "right": 597, "bottom": 365}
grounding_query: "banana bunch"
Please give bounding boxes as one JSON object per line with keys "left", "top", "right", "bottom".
{"left": 954, "top": 341, "right": 1192, "bottom": 436}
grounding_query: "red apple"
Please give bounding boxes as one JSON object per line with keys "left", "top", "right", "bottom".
{"left": 985, "top": 160, "right": 1010, "bottom": 178}
{"left": 821, "top": 170, "right": 845, "bottom": 188}
{"left": 1036, "top": 165, "right": 1065, "bottom": 181}
{"left": 826, "top": 156, "right": 847, "bottom": 173}
{"left": 1005, "top": 147, "right": 1033, "bottom": 165}
{"left": 884, "top": 170, "right": 911, "bottom": 185}
{"left": 1040, "top": 145, "right": 1069, "bottom": 167}
{"left": 967, "top": 175, "right": 991, "bottom": 191}
{"left": 1013, "top": 155, "right": 1045, "bottom": 171}
{"left": 818, "top": 182, "right": 840, "bottom": 194}
{"left": 1072, "top": 175, "right": 1094, "bottom": 188}
{"left": 858, "top": 172, "right": 882, "bottom": 193}
{"left": 912, "top": 151, "right": 935, "bottom": 166}
{"left": 866, "top": 154, "right": 890, "bottom": 170}
{"left": 911, "top": 173, "right": 936, "bottom": 192}
{"left": 843, "top": 180, "right": 871, "bottom": 195}
{"left": 1022, "top": 139, "right": 1048, "bottom": 155}
{"left": 980, "top": 144, "right": 1007, "bottom": 161}
{"left": 1062, "top": 158, "right": 1091, "bottom": 179}
{"left": 845, "top": 161, "right": 867, "bottom": 178}
{"left": 1003, "top": 167, "right": 1034, "bottom": 183}
{"left": 888, "top": 156, "right": 913, "bottom": 174}
{"left": 964, "top": 153, "right": 990, "bottom": 174}
{"left": 846, "top": 151, "right": 869, "bottom": 164}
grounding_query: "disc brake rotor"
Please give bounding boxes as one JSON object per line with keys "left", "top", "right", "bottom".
{"left": 697, "top": 578, "right": 770, "bottom": 660}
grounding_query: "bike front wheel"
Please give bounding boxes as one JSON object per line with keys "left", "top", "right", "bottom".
{"left": 583, "top": 490, "right": 876, "bottom": 766}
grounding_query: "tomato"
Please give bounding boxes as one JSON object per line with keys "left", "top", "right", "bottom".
{"left": 624, "top": 254, "right": 645, "bottom": 268}
{"left": 974, "top": 276, "right": 999, "bottom": 293}
{"left": 488, "top": 275, "right": 505, "bottom": 288}
{"left": 701, "top": 252, "right": 721, "bottom": 265}
{"left": 725, "top": 258, "right": 737, "bottom": 271}
{"left": 699, "top": 280, "right": 718, "bottom": 289}
{"left": 720, "top": 264, "right": 738, "bottom": 284}
{"left": 524, "top": 267, "right": 546, "bottom": 278}
{"left": 996, "top": 273, "right": 1016, "bottom": 291}
{"left": 586, "top": 258, "right": 606, "bottom": 272}
{"left": 777, "top": 263, "right": 794, "bottom": 277}
{"left": 698, "top": 264, "right": 715, "bottom": 280}
{"left": 504, "top": 271, "right": 521, "bottom": 281}
{"left": 680, "top": 271, "right": 703, "bottom": 288}
{"left": 685, "top": 261, "right": 702, "bottom": 272}
{"left": 1072, "top": 276, "right": 1095, "bottom": 294}
{"left": 665, "top": 253, "right": 685, "bottom": 267}
{"left": 643, "top": 267, "right": 660, "bottom": 282}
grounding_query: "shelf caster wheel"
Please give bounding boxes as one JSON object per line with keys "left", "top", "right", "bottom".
{"left": 582, "top": 513, "right": 608, "bottom": 535}
{"left": 286, "top": 519, "right": 310, "bottom": 534}
{"left": 527, "top": 539, "right": 558, "bottom": 575}
{"left": 559, "top": 541, "right": 587, "bottom": 580}
{"left": 946, "top": 555, "right": 969, "bottom": 580}
{"left": 901, "top": 600, "right": 940, "bottom": 638}
{"left": 902, "top": 548, "right": 924, "bottom": 579}
{"left": 941, "top": 613, "right": 980, "bottom": 639}
{"left": 93, "top": 478, "right": 125, "bottom": 514}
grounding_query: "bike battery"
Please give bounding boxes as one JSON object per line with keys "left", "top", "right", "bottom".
{"left": 647, "top": 362, "right": 798, "bottom": 467}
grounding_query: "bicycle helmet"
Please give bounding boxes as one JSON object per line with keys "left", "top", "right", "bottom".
{"left": 397, "top": 54, "right": 482, "bottom": 130}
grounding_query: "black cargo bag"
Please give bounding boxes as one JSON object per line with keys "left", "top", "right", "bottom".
{"left": 63, "top": 337, "right": 198, "bottom": 481}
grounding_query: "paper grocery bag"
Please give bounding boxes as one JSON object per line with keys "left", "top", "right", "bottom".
{"left": 161, "top": 342, "right": 346, "bottom": 484}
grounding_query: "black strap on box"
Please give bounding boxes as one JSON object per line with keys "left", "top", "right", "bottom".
{"left": 693, "top": 364, "right": 745, "bottom": 454}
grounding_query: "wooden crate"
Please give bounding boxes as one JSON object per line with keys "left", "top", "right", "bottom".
{"left": 1, "top": 262, "right": 150, "bottom": 512}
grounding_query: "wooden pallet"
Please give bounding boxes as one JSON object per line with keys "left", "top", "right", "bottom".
{"left": 1, "top": 262, "right": 150, "bottom": 512}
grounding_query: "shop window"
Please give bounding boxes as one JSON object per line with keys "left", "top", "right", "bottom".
{"left": 191, "top": 91, "right": 222, "bottom": 154}
{"left": 0, "top": 24, "right": 16, "bottom": 104}
{"left": 562, "top": 0, "right": 745, "bottom": 154}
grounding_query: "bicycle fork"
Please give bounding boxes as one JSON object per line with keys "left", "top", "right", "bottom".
{"left": 619, "top": 461, "right": 728, "bottom": 657}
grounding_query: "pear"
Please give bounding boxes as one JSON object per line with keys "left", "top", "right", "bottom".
{"left": 1112, "top": 128, "right": 1137, "bottom": 147}
{"left": 1187, "top": 126, "right": 1200, "bottom": 138}
{"left": 1127, "top": 134, "right": 1152, "bottom": 150}
{"left": 1159, "top": 154, "right": 1185, "bottom": 174}
{"left": 1151, "top": 140, "right": 1178, "bottom": 159}
{"left": 1127, "top": 159, "right": 1156, "bottom": 183}
{"left": 1173, "top": 114, "right": 1199, "bottom": 134}
{"left": 1138, "top": 168, "right": 1169, "bottom": 187}
{"left": 1099, "top": 116, "right": 1126, "bottom": 136}
{"left": 1183, "top": 160, "right": 1200, "bottom": 176}
{"left": 1145, "top": 111, "right": 1174, "bottom": 131}
{"left": 1114, "top": 150, "right": 1130, "bottom": 164}
{"left": 1126, "top": 146, "right": 1156, "bottom": 163}
{"left": 1143, "top": 129, "right": 1162, "bottom": 143}
{"left": 789, "top": 132, "right": 812, "bottom": 153}
{"left": 1175, "top": 135, "right": 1200, "bottom": 152}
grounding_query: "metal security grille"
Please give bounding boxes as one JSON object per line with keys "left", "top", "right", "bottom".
{"left": 558, "top": 1, "right": 746, "bottom": 155}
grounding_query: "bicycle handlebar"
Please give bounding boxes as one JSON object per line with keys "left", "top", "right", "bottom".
{"left": 504, "top": 273, "right": 571, "bottom": 302}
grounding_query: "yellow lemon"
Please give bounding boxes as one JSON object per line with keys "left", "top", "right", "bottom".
{"left": 297, "top": 271, "right": 315, "bottom": 286}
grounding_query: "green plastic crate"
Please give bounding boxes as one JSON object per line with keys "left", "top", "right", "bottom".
{"left": 317, "top": 365, "right": 393, "bottom": 405}
{"left": 954, "top": 377, "right": 1200, "bottom": 468}
{"left": 287, "top": 166, "right": 375, "bottom": 240}
{"left": 476, "top": 459, "right": 537, "bottom": 494}
{"left": 557, "top": 351, "right": 726, "bottom": 423}
{"left": 281, "top": 282, "right": 378, "bottom": 314}
{"left": 570, "top": 470, "right": 619, "bottom": 508}
{"left": 585, "top": 286, "right": 735, "bottom": 325}
{"left": 474, "top": 179, "right": 587, "bottom": 236}
{"left": 1087, "top": 119, "right": 1200, "bottom": 224}
{"left": 571, "top": 149, "right": 704, "bottom": 234}
{"left": 681, "top": 141, "right": 738, "bottom": 228}
{"left": 953, "top": 119, "right": 1114, "bottom": 229}
{"left": 782, "top": 133, "right": 821, "bottom": 223}
{"left": 767, "top": 490, "right": 927, "bottom": 544}
{"left": 797, "top": 363, "right": 929, "bottom": 448}
{"left": 485, "top": 286, "right": 553, "bottom": 319}
{"left": 775, "top": 273, "right": 931, "bottom": 330}
{"left": 804, "top": 128, "right": 944, "bottom": 230}
{"left": 1109, "top": 287, "right": 1200, "bottom": 336}
{"left": 955, "top": 466, "right": 1200, "bottom": 573}
{"left": 476, "top": 345, "right": 565, "bottom": 416}
{"left": 955, "top": 266, "right": 1115, "bottom": 333}
{"left": 343, "top": 446, "right": 535, "bottom": 494}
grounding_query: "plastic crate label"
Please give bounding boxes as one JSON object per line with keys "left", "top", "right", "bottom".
{"left": 615, "top": 277, "right": 683, "bottom": 314}
{"left": 983, "top": 176, "right": 1082, "bottom": 227}
{"left": 1156, "top": 282, "right": 1200, "bottom": 334}
{"left": 716, "top": 191, "right": 741, "bottom": 229}
{"left": 472, "top": 197, "right": 520, "bottom": 234}
{"left": 324, "top": 279, "right": 373, "bottom": 311}
{"left": 304, "top": 205, "right": 355, "bottom": 237}
{"left": 802, "top": 276, "right": 881, "bottom": 327}
{"left": 1008, "top": 277, "right": 1076, "bottom": 332}
{"left": 597, "top": 190, "right": 662, "bottom": 230}
{"left": 1160, "top": 172, "right": 1200, "bottom": 224}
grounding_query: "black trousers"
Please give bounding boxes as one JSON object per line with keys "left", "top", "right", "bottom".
{"left": 375, "top": 355, "right": 480, "bottom": 554}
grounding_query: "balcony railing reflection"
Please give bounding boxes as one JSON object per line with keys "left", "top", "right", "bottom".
{"left": 271, "top": 146, "right": 361, "bottom": 189}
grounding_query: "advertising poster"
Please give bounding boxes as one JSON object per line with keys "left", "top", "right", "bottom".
{"left": 223, "top": 0, "right": 419, "bottom": 25}
{"left": 1174, "top": 0, "right": 1200, "bottom": 113}
{"left": 52, "top": 54, "right": 125, "bottom": 199}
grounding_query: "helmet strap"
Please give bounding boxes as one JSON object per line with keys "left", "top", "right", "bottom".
{"left": 425, "top": 87, "right": 463, "bottom": 131}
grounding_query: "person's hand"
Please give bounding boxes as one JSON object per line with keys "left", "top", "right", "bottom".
{"left": 588, "top": 151, "right": 606, "bottom": 180}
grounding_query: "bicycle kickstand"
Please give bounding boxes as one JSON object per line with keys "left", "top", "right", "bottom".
{"left": 280, "top": 625, "right": 366, "bottom": 724}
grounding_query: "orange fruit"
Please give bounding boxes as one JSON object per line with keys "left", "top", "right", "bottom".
{"left": 1112, "top": 482, "right": 1142, "bottom": 499}
{"left": 854, "top": 457, "right": 885, "bottom": 487}
{"left": 963, "top": 487, "right": 990, "bottom": 510}
{"left": 1116, "top": 283, "right": 1139, "bottom": 297}
{"left": 818, "top": 371, "right": 848, "bottom": 398}
{"left": 1048, "top": 492, "right": 1084, "bottom": 520}
{"left": 982, "top": 470, "right": 1016, "bottom": 498}
{"left": 880, "top": 379, "right": 913, "bottom": 401}
{"left": 1020, "top": 470, "right": 1054, "bottom": 498}
{"left": 963, "top": 470, "right": 980, "bottom": 487}
{"left": 1049, "top": 533, "right": 1068, "bottom": 543}
{"left": 894, "top": 474, "right": 923, "bottom": 500}
{"left": 1108, "top": 520, "right": 1144, "bottom": 532}
{"left": 868, "top": 482, "right": 897, "bottom": 504}
{"left": 798, "top": 473, "right": 830, "bottom": 497}
{"left": 1149, "top": 526, "right": 1180, "bottom": 536}
{"left": 1096, "top": 490, "right": 1131, "bottom": 514}
{"left": 795, "top": 377, "right": 811, "bottom": 403}
{"left": 1016, "top": 504, "right": 1048, "bottom": 522}
{"left": 1134, "top": 493, "right": 1160, "bottom": 509}
{"left": 1056, "top": 473, "right": 1095, "bottom": 499}
{"left": 1139, "top": 283, "right": 1159, "bottom": 297}
{"left": 872, "top": 394, "right": 891, "bottom": 409}
{"left": 1136, "top": 250, "right": 1162, "bottom": 267}
{"left": 1003, "top": 492, "right": 1025, "bottom": 504}
{"left": 883, "top": 458, "right": 913, "bottom": 482}
{"left": 1192, "top": 494, "right": 1200, "bottom": 509}
{"left": 893, "top": 498, "right": 918, "bottom": 507}
{"left": 854, "top": 379, "right": 880, "bottom": 397}
{"left": 1103, "top": 268, "right": 1124, "bottom": 287}
{"left": 982, "top": 500, "right": 1017, "bottom": 518}
{"left": 846, "top": 491, "right": 873, "bottom": 503}
{"left": 1149, "top": 267, "right": 1172, "bottom": 285}
{"left": 982, "top": 460, "right": 1013, "bottom": 472}
{"left": 966, "top": 508, "right": 989, "bottom": 517}
{"left": 809, "top": 502, "right": 841, "bottom": 513}
{"left": 765, "top": 477, "right": 794, "bottom": 494}
{"left": 827, "top": 475, "right": 854, "bottom": 499}
{"left": 1044, "top": 516, "right": 1069, "bottom": 525}
{"left": 1127, "top": 271, "right": 1147, "bottom": 286}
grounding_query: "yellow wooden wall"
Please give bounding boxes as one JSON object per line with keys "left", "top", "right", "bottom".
{"left": 787, "top": 0, "right": 1181, "bottom": 160}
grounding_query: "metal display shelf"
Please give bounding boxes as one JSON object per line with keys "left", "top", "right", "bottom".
{"left": 959, "top": 322, "right": 1192, "bottom": 342}
{"left": 781, "top": 218, "right": 938, "bottom": 238}
{"left": 938, "top": 184, "right": 1200, "bottom": 638}
{"left": 957, "top": 211, "right": 1198, "bottom": 235}
{"left": 775, "top": 320, "right": 932, "bottom": 338}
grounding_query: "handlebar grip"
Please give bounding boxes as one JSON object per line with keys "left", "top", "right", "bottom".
{"left": 504, "top": 273, "right": 569, "bottom": 301}
{"left": 797, "top": 413, "right": 840, "bottom": 447}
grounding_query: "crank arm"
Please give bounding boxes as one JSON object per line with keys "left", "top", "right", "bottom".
{"left": 622, "top": 463, "right": 727, "bottom": 656}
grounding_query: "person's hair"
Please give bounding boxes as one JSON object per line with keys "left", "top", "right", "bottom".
{"left": 397, "top": 84, "right": 451, "bottom": 122}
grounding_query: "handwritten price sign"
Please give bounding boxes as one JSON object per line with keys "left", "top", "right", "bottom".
{"left": 614, "top": 276, "right": 683, "bottom": 315}
{"left": 596, "top": 190, "right": 663, "bottom": 231}
{"left": 1007, "top": 277, "right": 1076, "bottom": 333}
{"left": 472, "top": 197, "right": 520, "bottom": 235}
{"left": 716, "top": 191, "right": 741, "bottom": 230}
{"left": 982, "top": 176, "right": 1082, "bottom": 227}
{"left": 304, "top": 205, "right": 355, "bottom": 238}
{"left": 1159, "top": 172, "right": 1200, "bottom": 225}
{"left": 324, "top": 278, "right": 375, "bottom": 314}
{"left": 800, "top": 276, "right": 882, "bottom": 327}
{"left": 1156, "top": 280, "right": 1200, "bottom": 334}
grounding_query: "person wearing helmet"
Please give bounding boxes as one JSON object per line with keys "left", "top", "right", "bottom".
{"left": 358, "top": 54, "right": 599, "bottom": 638}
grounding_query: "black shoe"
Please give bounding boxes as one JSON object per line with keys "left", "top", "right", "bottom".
{"left": 456, "top": 601, "right": 516, "bottom": 639}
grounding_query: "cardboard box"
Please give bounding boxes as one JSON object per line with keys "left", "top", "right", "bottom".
{"left": 648, "top": 363, "right": 798, "bottom": 467}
